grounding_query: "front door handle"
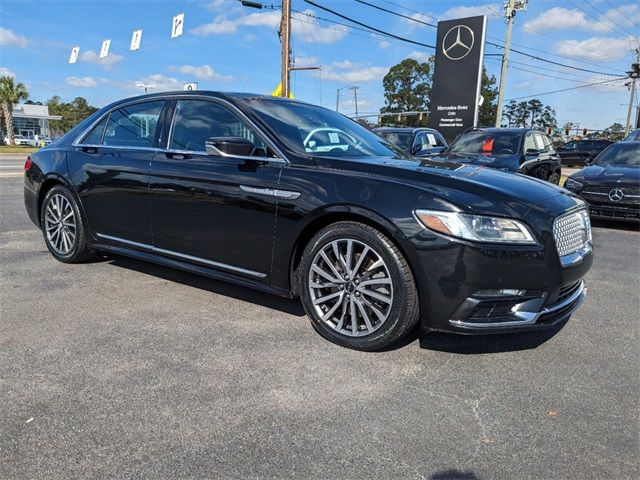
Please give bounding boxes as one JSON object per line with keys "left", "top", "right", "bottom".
{"left": 82, "top": 146, "right": 98, "bottom": 154}
{"left": 165, "top": 152, "right": 191, "bottom": 160}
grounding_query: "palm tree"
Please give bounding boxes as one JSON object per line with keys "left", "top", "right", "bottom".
{"left": 0, "top": 76, "right": 29, "bottom": 145}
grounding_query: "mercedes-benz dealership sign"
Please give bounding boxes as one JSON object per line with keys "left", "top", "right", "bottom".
{"left": 429, "top": 16, "right": 487, "bottom": 142}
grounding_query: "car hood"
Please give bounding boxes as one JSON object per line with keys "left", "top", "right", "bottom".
{"left": 570, "top": 165, "right": 640, "bottom": 185}
{"left": 314, "top": 156, "right": 579, "bottom": 220}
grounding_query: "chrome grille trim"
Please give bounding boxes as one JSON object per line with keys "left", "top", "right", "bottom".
{"left": 553, "top": 208, "right": 592, "bottom": 267}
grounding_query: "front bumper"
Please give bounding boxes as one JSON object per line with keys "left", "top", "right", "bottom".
{"left": 408, "top": 218, "right": 592, "bottom": 334}
{"left": 447, "top": 279, "right": 586, "bottom": 333}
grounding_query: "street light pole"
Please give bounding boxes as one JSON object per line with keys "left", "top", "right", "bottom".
{"left": 352, "top": 85, "right": 359, "bottom": 117}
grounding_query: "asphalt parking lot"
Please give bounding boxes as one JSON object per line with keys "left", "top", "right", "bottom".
{"left": 1, "top": 156, "right": 638, "bottom": 479}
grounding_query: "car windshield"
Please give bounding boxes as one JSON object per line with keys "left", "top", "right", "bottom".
{"left": 242, "top": 98, "right": 410, "bottom": 159}
{"left": 378, "top": 131, "right": 412, "bottom": 150}
{"left": 449, "top": 130, "right": 521, "bottom": 155}
{"left": 594, "top": 143, "right": 640, "bottom": 166}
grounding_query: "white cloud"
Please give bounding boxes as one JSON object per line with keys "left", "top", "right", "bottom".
{"left": 441, "top": 3, "right": 501, "bottom": 20}
{"left": 321, "top": 61, "right": 388, "bottom": 83}
{"left": 0, "top": 27, "right": 28, "bottom": 47}
{"left": 0, "top": 67, "right": 16, "bottom": 77}
{"left": 554, "top": 36, "right": 636, "bottom": 61}
{"left": 78, "top": 50, "right": 124, "bottom": 67}
{"left": 522, "top": 5, "right": 640, "bottom": 33}
{"left": 130, "top": 74, "right": 183, "bottom": 92}
{"left": 65, "top": 76, "right": 98, "bottom": 88}
{"left": 293, "top": 56, "right": 319, "bottom": 67}
{"left": 168, "top": 64, "right": 233, "bottom": 81}
{"left": 401, "top": 12, "right": 436, "bottom": 31}
{"left": 378, "top": 40, "right": 391, "bottom": 49}
{"left": 408, "top": 51, "right": 433, "bottom": 63}
{"left": 192, "top": 9, "right": 347, "bottom": 44}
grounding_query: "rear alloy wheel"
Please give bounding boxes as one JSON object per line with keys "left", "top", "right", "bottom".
{"left": 549, "top": 171, "right": 561, "bottom": 185}
{"left": 41, "top": 185, "right": 93, "bottom": 263}
{"left": 299, "top": 222, "right": 419, "bottom": 350}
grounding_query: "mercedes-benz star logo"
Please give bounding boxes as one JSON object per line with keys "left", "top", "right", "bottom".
{"left": 442, "top": 25, "right": 475, "bottom": 61}
{"left": 608, "top": 187, "right": 624, "bottom": 202}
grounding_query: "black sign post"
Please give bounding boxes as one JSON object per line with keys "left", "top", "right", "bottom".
{"left": 429, "top": 16, "right": 487, "bottom": 143}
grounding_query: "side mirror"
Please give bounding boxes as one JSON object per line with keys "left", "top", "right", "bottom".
{"left": 584, "top": 156, "right": 593, "bottom": 165}
{"left": 525, "top": 148, "right": 539, "bottom": 157}
{"left": 206, "top": 136, "right": 254, "bottom": 157}
{"left": 411, "top": 144, "right": 422, "bottom": 154}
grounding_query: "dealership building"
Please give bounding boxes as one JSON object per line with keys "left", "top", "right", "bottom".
{"left": 9, "top": 103, "right": 61, "bottom": 140}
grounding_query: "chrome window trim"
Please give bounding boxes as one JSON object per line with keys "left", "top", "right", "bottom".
{"left": 95, "top": 233, "right": 266, "bottom": 278}
{"left": 164, "top": 95, "right": 289, "bottom": 164}
{"left": 449, "top": 280, "right": 586, "bottom": 329}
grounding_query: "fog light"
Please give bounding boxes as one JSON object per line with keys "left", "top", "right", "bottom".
{"left": 473, "top": 289, "right": 526, "bottom": 298}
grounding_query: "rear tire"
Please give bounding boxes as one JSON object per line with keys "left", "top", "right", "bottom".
{"left": 41, "top": 185, "right": 93, "bottom": 263}
{"left": 299, "top": 221, "right": 419, "bottom": 351}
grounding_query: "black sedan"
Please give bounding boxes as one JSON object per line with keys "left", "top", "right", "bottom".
{"left": 24, "top": 92, "right": 592, "bottom": 350}
{"left": 556, "top": 139, "right": 613, "bottom": 168}
{"left": 373, "top": 127, "right": 447, "bottom": 157}
{"left": 430, "top": 128, "right": 562, "bottom": 184}
{"left": 564, "top": 141, "right": 640, "bottom": 222}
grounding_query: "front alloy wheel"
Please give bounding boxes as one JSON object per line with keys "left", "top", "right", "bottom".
{"left": 300, "top": 221, "right": 419, "bottom": 351}
{"left": 308, "top": 239, "right": 393, "bottom": 337}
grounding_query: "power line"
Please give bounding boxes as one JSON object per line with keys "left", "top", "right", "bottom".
{"left": 506, "top": 77, "right": 628, "bottom": 101}
{"left": 603, "top": 0, "right": 640, "bottom": 29}
{"left": 302, "top": 0, "right": 435, "bottom": 49}
{"left": 567, "top": 0, "right": 633, "bottom": 38}
{"left": 584, "top": 0, "right": 638, "bottom": 38}
{"left": 354, "top": 0, "right": 437, "bottom": 29}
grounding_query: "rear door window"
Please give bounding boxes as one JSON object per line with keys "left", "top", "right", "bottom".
{"left": 103, "top": 101, "right": 164, "bottom": 148}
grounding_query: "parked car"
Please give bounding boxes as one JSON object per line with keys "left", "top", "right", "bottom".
{"left": 556, "top": 139, "right": 613, "bottom": 167}
{"left": 429, "top": 128, "right": 562, "bottom": 184}
{"left": 4, "top": 134, "right": 33, "bottom": 146}
{"left": 24, "top": 92, "right": 592, "bottom": 350}
{"left": 623, "top": 128, "right": 640, "bottom": 142}
{"left": 373, "top": 127, "right": 447, "bottom": 157}
{"left": 564, "top": 141, "right": 640, "bottom": 222}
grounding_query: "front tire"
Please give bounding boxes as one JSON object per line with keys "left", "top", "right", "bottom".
{"left": 41, "top": 185, "right": 93, "bottom": 263}
{"left": 548, "top": 170, "right": 561, "bottom": 185}
{"left": 299, "top": 221, "right": 419, "bottom": 351}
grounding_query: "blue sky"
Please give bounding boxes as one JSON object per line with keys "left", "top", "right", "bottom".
{"left": 0, "top": 0, "right": 638, "bottom": 129}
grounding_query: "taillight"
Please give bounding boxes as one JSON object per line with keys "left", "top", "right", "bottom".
{"left": 24, "top": 157, "right": 32, "bottom": 171}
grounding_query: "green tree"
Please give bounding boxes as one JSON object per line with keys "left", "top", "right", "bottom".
{"left": 527, "top": 99, "right": 544, "bottom": 126}
{"left": 602, "top": 122, "right": 625, "bottom": 141}
{"left": 380, "top": 58, "right": 432, "bottom": 126}
{"left": 478, "top": 68, "right": 498, "bottom": 126}
{"left": 0, "top": 75, "right": 29, "bottom": 144}
{"left": 47, "top": 95, "right": 98, "bottom": 134}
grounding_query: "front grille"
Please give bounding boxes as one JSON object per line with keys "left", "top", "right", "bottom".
{"left": 581, "top": 185, "right": 640, "bottom": 205}
{"left": 553, "top": 209, "right": 592, "bottom": 258}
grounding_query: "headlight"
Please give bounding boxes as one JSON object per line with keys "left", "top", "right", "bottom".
{"left": 564, "top": 178, "right": 583, "bottom": 191}
{"left": 414, "top": 209, "right": 537, "bottom": 244}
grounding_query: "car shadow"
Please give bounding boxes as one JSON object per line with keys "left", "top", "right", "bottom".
{"left": 591, "top": 218, "right": 639, "bottom": 232}
{"left": 96, "top": 253, "right": 567, "bottom": 353}
{"left": 382, "top": 321, "right": 567, "bottom": 354}
{"left": 99, "top": 253, "right": 306, "bottom": 317}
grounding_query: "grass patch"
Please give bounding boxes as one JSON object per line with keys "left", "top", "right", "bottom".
{"left": 0, "top": 145, "right": 39, "bottom": 155}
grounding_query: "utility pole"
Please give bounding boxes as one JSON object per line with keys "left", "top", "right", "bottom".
{"left": 280, "top": 0, "right": 291, "bottom": 99}
{"left": 495, "top": 0, "right": 528, "bottom": 127}
{"left": 352, "top": 86, "right": 359, "bottom": 117}
{"left": 624, "top": 47, "right": 640, "bottom": 136}
{"left": 335, "top": 85, "right": 356, "bottom": 112}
